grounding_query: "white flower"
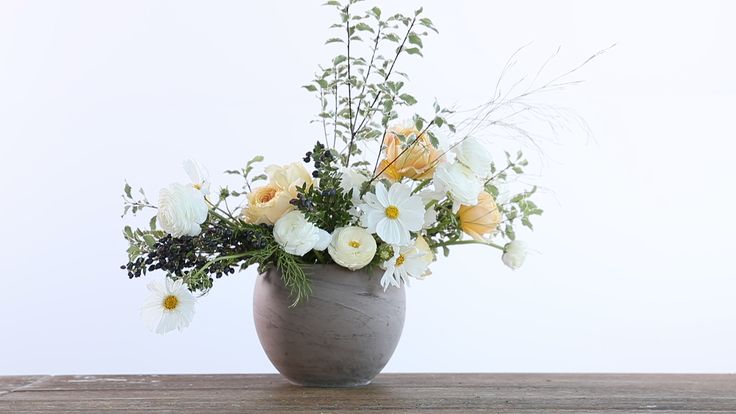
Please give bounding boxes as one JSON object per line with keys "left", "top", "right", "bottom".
{"left": 338, "top": 167, "right": 369, "bottom": 203}
{"left": 157, "top": 183, "right": 208, "bottom": 238}
{"left": 423, "top": 207, "right": 438, "bottom": 229}
{"left": 183, "top": 159, "right": 210, "bottom": 195}
{"left": 380, "top": 240, "right": 431, "bottom": 290}
{"left": 273, "top": 211, "right": 331, "bottom": 256}
{"left": 454, "top": 137, "right": 492, "bottom": 177}
{"left": 327, "top": 226, "right": 377, "bottom": 270}
{"left": 141, "top": 278, "right": 196, "bottom": 334}
{"left": 360, "top": 182, "right": 424, "bottom": 246}
{"left": 502, "top": 240, "right": 527, "bottom": 270}
{"left": 434, "top": 162, "right": 483, "bottom": 213}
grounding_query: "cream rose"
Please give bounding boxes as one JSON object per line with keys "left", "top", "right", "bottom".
{"left": 377, "top": 125, "right": 444, "bottom": 181}
{"left": 328, "top": 227, "right": 377, "bottom": 270}
{"left": 243, "top": 162, "right": 313, "bottom": 225}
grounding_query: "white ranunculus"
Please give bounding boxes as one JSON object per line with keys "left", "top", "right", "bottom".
{"left": 273, "top": 211, "right": 330, "bottom": 256}
{"left": 433, "top": 162, "right": 483, "bottom": 212}
{"left": 338, "top": 167, "right": 369, "bottom": 203}
{"left": 454, "top": 137, "right": 492, "bottom": 177}
{"left": 183, "top": 159, "right": 211, "bottom": 195}
{"left": 328, "top": 226, "right": 377, "bottom": 270}
{"left": 502, "top": 240, "right": 527, "bottom": 270}
{"left": 157, "top": 183, "right": 208, "bottom": 238}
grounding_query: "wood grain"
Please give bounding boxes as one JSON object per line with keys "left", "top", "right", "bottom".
{"left": 0, "top": 374, "right": 734, "bottom": 413}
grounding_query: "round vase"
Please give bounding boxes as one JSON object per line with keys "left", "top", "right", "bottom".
{"left": 253, "top": 264, "right": 406, "bottom": 387}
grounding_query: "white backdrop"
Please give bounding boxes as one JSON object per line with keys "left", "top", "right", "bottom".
{"left": 1, "top": 0, "right": 734, "bottom": 375}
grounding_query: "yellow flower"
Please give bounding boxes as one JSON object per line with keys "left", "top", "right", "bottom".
{"left": 377, "top": 126, "right": 444, "bottom": 181}
{"left": 413, "top": 235, "right": 435, "bottom": 277}
{"left": 243, "top": 163, "right": 313, "bottom": 225}
{"left": 457, "top": 191, "right": 502, "bottom": 241}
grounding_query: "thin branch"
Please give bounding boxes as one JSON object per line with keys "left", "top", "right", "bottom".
{"left": 353, "top": 16, "right": 417, "bottom": 137}
{"left": 345, "top": 4, "right": 355, "bottom": 166}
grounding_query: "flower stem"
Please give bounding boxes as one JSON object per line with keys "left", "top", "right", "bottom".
{"left": 430, "top": 239, "right": 505, "bottom": 251}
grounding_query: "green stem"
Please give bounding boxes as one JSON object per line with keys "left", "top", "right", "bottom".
{"left": 430, "top": 239, "right": 505, "bottom": 251}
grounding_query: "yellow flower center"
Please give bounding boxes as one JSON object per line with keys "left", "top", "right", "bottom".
{"left": 163, "top": 295, "right": 179, "bottom": 310}
{"left": 349, "top": 240, "right": 361, "bottom": 248}
{"left": 395, "top": 254, "right": 406, "bottom": 266}
{"left": 193, "top": 183, "right": 202, "bottom": 190}
{"left": 385, "top": 205, "right": 400, "bottom": 219}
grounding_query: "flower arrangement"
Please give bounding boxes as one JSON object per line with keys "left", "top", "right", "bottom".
{"left": 121, "top": 1, "right": 601, "bottom": 334}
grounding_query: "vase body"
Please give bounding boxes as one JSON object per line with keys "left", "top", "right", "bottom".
{"left": 253, "top": 264, "right": 405, "bottom": 387}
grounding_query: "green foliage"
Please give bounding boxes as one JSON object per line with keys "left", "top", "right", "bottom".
{"left": 295, "top": 142, "right": 355, "bottom": 232}
{"left": 121, "top": 182, "right": 156, "bottom": 217}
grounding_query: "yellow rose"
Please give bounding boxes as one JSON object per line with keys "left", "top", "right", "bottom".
{"left": 377, "top": 126, "right": 444, "bottom": 181}
{"left": 457, "top": 191, "right": 502, "bottom": 241}
{"left": 243, "top": 163, "right": 313, "bottom": 225}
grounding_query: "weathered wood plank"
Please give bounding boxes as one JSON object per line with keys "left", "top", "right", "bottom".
{"left": 0, "top": 374, "right": 734, "bottom": 413}
{"left": 0, "top": 376, "right": 49, "bottom": 397}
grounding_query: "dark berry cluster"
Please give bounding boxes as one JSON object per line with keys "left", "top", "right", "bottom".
{"left": 121, "top": 222, "right": 272, "bottom": 291}
{"left": 303, "top": 141, "right": 335, "bottom": 178}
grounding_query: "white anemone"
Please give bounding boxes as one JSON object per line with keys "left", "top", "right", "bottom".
{"left": 359, "top": 182, "right": 424, "bottom": 246}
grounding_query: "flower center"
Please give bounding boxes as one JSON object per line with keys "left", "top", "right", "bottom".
{"left": 193, "top": 183, "right": 202, "bottom": 190}
{"left": 348, "top": 240, "right": 361, "bottom": 249}
{"left": 163, "top": 295, "right": 179, "bottom": 310}
{"left": 385, "top": 205, "right": 400, "bottom": 219}
{"left": 259, "top": 188, "right": 277, "bottom": 203}
{"left": 395, "top": 254, "right": 406, "bottom": 266}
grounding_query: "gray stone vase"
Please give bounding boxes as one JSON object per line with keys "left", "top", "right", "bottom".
{"left": 253, "top": 264, "right": 406, "bottom": 387}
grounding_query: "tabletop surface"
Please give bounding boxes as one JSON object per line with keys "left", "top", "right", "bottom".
{"left": 1, "top": 373, "right": 734, "bottom": 413}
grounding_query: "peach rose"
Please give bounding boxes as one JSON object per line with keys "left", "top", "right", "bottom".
{"left": 377, "top": 126, "right": 444, "bottom": 181}
{"left": 243, "top": 163, "right": 313, "bottom": 225}
{"left": 457, "top": 191, "right": 502, "bottom": 241}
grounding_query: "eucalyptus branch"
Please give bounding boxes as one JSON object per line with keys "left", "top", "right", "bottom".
{"left": 352, "top": 24, "right": 382, "bottom": 132}
{"left": 353, "top": 16, "right": 417, "bottom": 137}
{"left": 344, "top": 3, "right": 355, "bottom": 167}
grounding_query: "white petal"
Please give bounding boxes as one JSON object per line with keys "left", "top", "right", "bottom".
{"left": 376, "top": 218, "right": 403, "bottom": 245}
{"left": 374, "top": 182, "right": 389, "bottom": 206}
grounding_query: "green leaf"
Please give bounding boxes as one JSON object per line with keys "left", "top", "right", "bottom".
{"left": 143, "top": 234, "right": 156, "bottom": 249}
{"left": 399, "top": 94, "right": 417, "bottom": 105}
{"left": 252, "top": 174, "right": 267, "bottom": 182}
{"left": 505, "top": 225, "right": 516, "bottom": 241}
{"left": 408, "top": 33, "right": 423, "bottom": 48}
{"left": 405, "top": 47, "right": 423, "bottom": 56}
{"left": 123, "top": 182, "right": 132, "bottom": 199}
{"left": 302, "top": 84, "right": 318, "bottom": 92}
{"left": 354, "top": 22, "right": 374, "bottom": 33}
{"left": 325, "top": 37, "right": 344, "bottom": 44}
{"left": 433, "top": 116, "right": 444, "bottom": 127}
{"left": 149, "top": 216, "right": 157, "bottom": 231}
{"left": 371, "top": 6, "right": 381, "bottom": 18}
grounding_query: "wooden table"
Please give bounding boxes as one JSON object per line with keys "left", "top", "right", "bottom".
{"left": 1, "top": 374, "right": 734, "bottom": 413}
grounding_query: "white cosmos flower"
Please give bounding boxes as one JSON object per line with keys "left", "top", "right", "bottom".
{"left": 454, "top": 137, "right": 492, "bottom": 177}
{"left": 273, "top": 211, "right": 331, "bottom": 256}
{"left": 338, "top": 166, "right": 369, "bottom": 203}
{"left": 183, "top": 159, "right": 210, "bottom": 195}
{"left": 157, "top": 183, "right": 208, "bottom": 238}
{"left": 502, "top": 240, "right": 528, "bottom": 270}
{"left": 434, "top": 162, "right": 483, "bottom": 213}
{"left": 327, "top": 226, "right": 377, "bottom": 270}
{"left": 380, "top": 240, "right": 431, "bottom": 290}
{"left": 360, "top": 182, "right": 424, "bottom": 246}
{"left": 141, "top": 278, "right": 196, "bottom": 334}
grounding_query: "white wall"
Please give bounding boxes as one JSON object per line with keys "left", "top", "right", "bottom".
{"left": 1, "top": 0, "right": 734, "bottom": 375}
